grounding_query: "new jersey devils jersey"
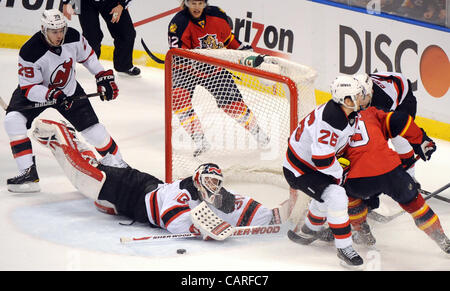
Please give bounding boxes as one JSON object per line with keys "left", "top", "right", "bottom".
{"left": 370, "top": 72, "right": 411, "bottom": 111}
{"left": 144, "top": 179, "right": 273, "bottom": 235}
{"left": 344, "top": 106, "right": 423, "bottom": 178}
{"left": 283, "top": 100, "right": 359, "bottom": 182}
{"left": 168, "top": 6, "right": 242, "bottom": 50}
{"left": 18, "top": 27, "right": 104, "bottom": 103}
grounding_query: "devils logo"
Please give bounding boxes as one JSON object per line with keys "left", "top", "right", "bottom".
{"left": 49, "top": 58, "right": 73, "bottom": 90}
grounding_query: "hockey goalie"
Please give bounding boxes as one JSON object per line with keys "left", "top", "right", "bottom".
{"left": 31, "top": 119, "right": 289, "bottom": 240}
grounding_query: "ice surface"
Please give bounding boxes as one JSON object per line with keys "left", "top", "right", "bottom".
{"left": 0, "top": 48, "right": 449, "bottom": 271}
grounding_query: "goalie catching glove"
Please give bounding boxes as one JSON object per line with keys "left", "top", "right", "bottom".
{"left": 95, "top": 69, "right": 119, "bottom": 101}
{"left": 190, "top": 201, "right": 235, "bottom": 241}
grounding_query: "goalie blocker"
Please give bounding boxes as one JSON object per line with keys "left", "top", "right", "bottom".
{"left": 32, "top": 119, "right": 289, "bottom": 240}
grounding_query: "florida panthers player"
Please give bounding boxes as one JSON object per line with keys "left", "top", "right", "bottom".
{"left": 283, "top": 76, "right": 370, "bottom": 268}
{"left": 168, "top": 0, "right": 269, "bottom": 157}
{"left": 4, "top": 9, "right": 125, "bottom": 193}
{"left": 354, "top": 72, "right": 418, "bottom": 177}
{"left": 341, "top": 105, "right": 449, "bottom": 254}
{"left": 31, "top": 119, "right": 283, "bottom": 238}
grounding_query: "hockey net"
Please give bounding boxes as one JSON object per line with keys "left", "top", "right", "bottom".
{"left": 165, "top": 48, "right": 317, "bottom": 212}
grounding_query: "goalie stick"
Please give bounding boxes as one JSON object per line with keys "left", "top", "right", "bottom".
{"left": 119, "top": 223, "right": 285, "bottom": 244}
{"left": 368, "top": 181, "right": 450, "bottom": 223}
{"left": 0, "top": 92, "right": 104, "bottom": 112}
{"left": 141, "top": 38, "right": 165, "bottom": 64}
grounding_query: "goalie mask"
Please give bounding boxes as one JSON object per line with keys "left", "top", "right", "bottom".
{"left": 193, "top": 163, "right": 223, "bottom": 205}
{"left": 41, "top": 9, "right": 68, "bottom": 47}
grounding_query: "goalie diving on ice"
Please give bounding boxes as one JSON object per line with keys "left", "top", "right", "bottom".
{"left": 31, "top": 119, "right": 287, "bottom": 240}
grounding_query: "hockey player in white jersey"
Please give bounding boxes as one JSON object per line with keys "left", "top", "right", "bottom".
{"left": 4, "top": 9, "right": 126, "bottom": 193}
{"left": 283, "top": 76, "right": 370, "bottom": 268}
{"left": 31, "top": 119, "right": 282, "bottom": 239}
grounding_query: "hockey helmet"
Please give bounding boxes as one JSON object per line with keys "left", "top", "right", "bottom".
{"left": 330, "top": 75, "right": 365, "bottom": 112}
{"left": 354, "top": 73, "right": 373, "bottom": 98}
{"left": 193, "top": 163, "right": 223, "bottom": 205}
{"left": 41, "top": 9, "right": 67, "bottom": 47}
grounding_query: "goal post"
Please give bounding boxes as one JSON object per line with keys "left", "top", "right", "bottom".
{"left": 164, "top": 48, "right": 317, "bottom": 214}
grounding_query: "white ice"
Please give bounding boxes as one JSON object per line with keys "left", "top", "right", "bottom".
{"left": 0, "top": 48, "right": 449, "bottom": 271}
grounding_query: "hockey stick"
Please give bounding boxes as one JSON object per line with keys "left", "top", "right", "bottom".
{"left": 141, "top": 38, "right": 165, "bottom": 64}
{"left": 120, "top": 224, "right": 284, "bottom": 243}
{"left": 368, "top": 182, "right": 450, "bottom": 223}
{"left": 419, "top": 188, "right": 450, "bottom": 203}
{"left": 0, "top": 92, "right": 103, "bottom": 112}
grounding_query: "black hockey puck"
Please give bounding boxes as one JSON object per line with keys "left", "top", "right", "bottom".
{"left": 177, "top": 248, "right": 186, "bottom": 254}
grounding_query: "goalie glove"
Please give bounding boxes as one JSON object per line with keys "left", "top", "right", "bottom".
{"left": 410, "top": 128, "right": 436, "bottom": 161}
{"left": 214, "top": 188, "right": 236, "bottom": 214}
{"left": 190, "top": 201, "right": 234, "bottom": 241}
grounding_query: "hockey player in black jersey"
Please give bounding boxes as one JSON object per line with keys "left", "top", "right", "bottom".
{"left": 4, "top": 9, "right": 126, "bottom": 193}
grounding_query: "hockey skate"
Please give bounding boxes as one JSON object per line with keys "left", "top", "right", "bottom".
{"left": 430, "top": 230, "right": 450, "bottom": 254}
{"left": 7, "top": 156, "right": 40, "bottom": 193}
{"left": 287, "top": 224, "right": 334, "bottom": 245}
{"left": 192, "top": 133, "right": 211, "bottom": 157}
{"left": 352, "top": 221, "right": 376, "bottom": 246}
{"left": 337, "top": 245, "right": 364, "bottom": 269}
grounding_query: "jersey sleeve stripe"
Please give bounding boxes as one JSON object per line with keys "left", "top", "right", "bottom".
{"left": 311, "top": 152, "right": 336, "bottom": 169}
{"left": 385, "top": 111, "right": 394, "bottom": 138}
{"left": 399, "top": 115, "right": 413, "bottom": 137}
{"left": 162, "top": 205, "right": 191, "bottom": 227}
{"left": 149, "top": 190, "right": 161, "bottom": 227}
{"left": 236, "top": 199, "right": 262, "bottom": 227}
{"left": 286, "top": 144, "right": 316, "bottom": 174}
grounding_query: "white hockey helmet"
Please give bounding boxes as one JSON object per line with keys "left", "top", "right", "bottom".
{"left": 41, "top": 9, "right": 67, "bottom": 46}
{"left": 354, "top": 73, "right": 374, "bottom": 98}
{"left": 193, "top": 163, "right": 223, "bottom": 205}
{"left": 330, "top": 75, "right": 365, "bottom": 112}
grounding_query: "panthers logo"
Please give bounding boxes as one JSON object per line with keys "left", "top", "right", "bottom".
{"left": 198, "top": 34, "right": 223, "bottom": 49}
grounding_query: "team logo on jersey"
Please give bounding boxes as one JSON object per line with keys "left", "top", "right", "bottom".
{"left": 49, "top": 58, "right": 73, "bottom": 90}
{"left": 198, "top": 34, "right": 223, "bottom": 49}
{"left": 169, "top": 23, "right": 177, "bottom": 33}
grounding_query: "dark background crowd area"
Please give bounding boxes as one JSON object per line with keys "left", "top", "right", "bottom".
{"left": 330, "top": 0, "right": 448, "bottom": 27}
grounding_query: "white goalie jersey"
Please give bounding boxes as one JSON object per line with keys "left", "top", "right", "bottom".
{"left": 144, "top": 180, "right": 275, "bottom": 235}
{"left": 18, "top": 27, "right": 104, "bottom": 103}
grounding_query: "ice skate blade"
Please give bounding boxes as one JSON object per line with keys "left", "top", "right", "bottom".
{"left": 7, "top": 182, "right": 41, "bottom": 193}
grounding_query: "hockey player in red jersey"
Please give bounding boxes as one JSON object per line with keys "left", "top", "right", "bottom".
{"left": 283, "top": 76, "right": 370, "bottom": 268}
{"left": 168, "top": 0, "right": 269, "bottom": 157}
{"left": 341, "top": 106, "right": 449, "bottom": 254}
{"left": 354, "top": 72, "right": 418, "bottom": 177}
{"left": 31, "top": 119, "right": 284, "bottom": 239}
{"left": 4, "top": 9, "right": 126, "bottom": 193}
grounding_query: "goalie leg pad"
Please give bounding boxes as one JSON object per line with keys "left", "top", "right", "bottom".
{"left": 32, "top": 119, "right": 106, "bottom": 200}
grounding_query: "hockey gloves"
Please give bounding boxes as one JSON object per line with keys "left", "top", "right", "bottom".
{"left": 337, "top": 157, "right": 351, "bottom": 186}
{"left": 411, "top": 128, "right": 436, "bottom": 161}
{"left": 95, "top": 69, "right": 119, "bottom": 101}
{"left": 46, "top": 88, "right": 73, "bottom": 110}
